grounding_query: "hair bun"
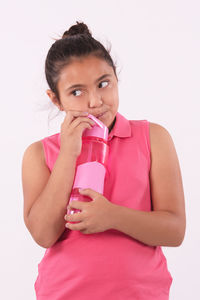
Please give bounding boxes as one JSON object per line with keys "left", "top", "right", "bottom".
{"left": 62, "top": 21, "right": 92, "bottom": 39}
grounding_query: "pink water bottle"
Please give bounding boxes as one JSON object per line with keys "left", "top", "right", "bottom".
{"left": 67, "top": 114, "right": 109, "bottom": 224}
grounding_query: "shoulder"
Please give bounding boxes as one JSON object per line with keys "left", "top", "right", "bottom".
{"left": 23, "top": 140, "right": 44, "bottom": 154}
{"left": 22, "top": 140, "right": 45, "bottom": 165}
{"left": 148, "top": 121, "right": 177, "bottom": 168}
{"left": 149, "top": 121, "right": 174, "bottom": 148}
{"left": 148, "top": 121, "right": 179, "bottom": 178}
{"left": 149, "top": 121, "right": 171, "bottom": 135}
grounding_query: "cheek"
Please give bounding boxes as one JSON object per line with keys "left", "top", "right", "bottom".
{"left": 108, "top": 92, "right": 119, "bottom": 107}
{"left": 66, "top": 102, "right": 85, "bottom": 111}
{"left": 105, "top": 86, "right": 118, "bottom": 102}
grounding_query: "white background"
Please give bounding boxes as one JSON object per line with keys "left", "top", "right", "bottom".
{"left": 1, "top": 0, "right": 199, "bottom": 299}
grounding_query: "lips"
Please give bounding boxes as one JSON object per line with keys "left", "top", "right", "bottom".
{"left": 95, "top": 111, "right": 107, "bottom": 118}
{"left": 97, "top": 113, "right": 104, "bottom": 117}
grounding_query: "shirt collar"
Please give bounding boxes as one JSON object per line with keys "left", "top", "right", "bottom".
{"left": 107, "top": 111, "right": 132, "bottom": 141}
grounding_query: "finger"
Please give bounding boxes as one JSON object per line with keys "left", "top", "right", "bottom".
{"left": 72, "top": 116, "right": 96, "bottom": 129}
{"left": 68, "top": 110, "right": 89, "bottom": 122}
{"left": 79, "top": 188, "right": 98, "bottom": 200}
{"left": 62, "top": 111, "right": 89, "bottom": 127}
{"left": 66, "top": 221, "right": 86, "bottom": 231}
{"left": 69, "top": 110, "right": 89, "bottom": 117}
{"left": 67, "top": 200, "right": 85, "bottom": 210}
{"left": 65, "top": 211, "right": 84, "bottom": 222}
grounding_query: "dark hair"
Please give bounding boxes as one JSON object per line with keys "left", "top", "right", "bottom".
{"left": 45, "top": 20, "right": 119, "bottom": 108}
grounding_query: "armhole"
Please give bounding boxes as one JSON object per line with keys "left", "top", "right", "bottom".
{"left": 144, "top": 120, "right": 151, "bottom": 172}
{"left": 41, "top": 138, "right": 50, "bottom": 171}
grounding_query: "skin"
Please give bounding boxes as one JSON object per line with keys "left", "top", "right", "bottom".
{"left": 46, "top": 55, "right": 119, "bottom": 133}
{"left": 46, "top": 54, "right": 186, "bottom": 247}
{"left": 63, "top": 124, "right": 186, "bottom": 246}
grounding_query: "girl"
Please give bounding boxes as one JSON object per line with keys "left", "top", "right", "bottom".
{"left": 22, "top": 21, "right": 186, "bottom": 299}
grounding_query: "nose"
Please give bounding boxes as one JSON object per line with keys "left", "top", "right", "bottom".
{"left": 88, "top": 92, "right": 103, "bottom": 108}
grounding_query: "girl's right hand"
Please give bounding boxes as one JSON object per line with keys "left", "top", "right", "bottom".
{"left": 59, "top": 110, "right": 96, "bottom": 158}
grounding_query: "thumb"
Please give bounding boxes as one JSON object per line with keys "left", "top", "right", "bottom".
{"left": 79, "top": 188, "right": 98, "bottom": 199}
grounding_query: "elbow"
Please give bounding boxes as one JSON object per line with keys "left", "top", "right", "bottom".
{"left": 34, "top": 237, "right": 51, "bottom": 249}
{"left": 173, "top": 237, "right": 184, "bottom": 247}
{"left": 174, "top": 221, "right": 186, "bottom": 247}
{"left": 25, "top": 217, "right": 55, "bottom": 248}
{"left": 26, "top": 225, "right": 53, "bottom": 249}
{"left": 34, "top": 232, "right": 62, "bottom": 249}
{"left": 33, "top": 232, "right": 58, "bottom": 248}
{"left": 26, "top": 230, "right": 49, "bottom": 248}
{"left": 176, "top": 232, "right": 186, "bottom": 247}
{"left": 163, "top": 217, "right": 186, "bottom": 247}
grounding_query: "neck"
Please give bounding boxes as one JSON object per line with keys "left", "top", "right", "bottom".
{"left": 108, "top": 116, "right": 116, "bottom": 133}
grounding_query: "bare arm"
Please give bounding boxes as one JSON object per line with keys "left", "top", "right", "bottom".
{"left": 110, "top": 206, "right": 184, "bottom": 246}
{"left": 109, "top": 122, "right": 186, "bottom": 247}
{"left": 22, "top": 143, "right": 77, "bottom": 248}
{"left": 22, "top": 111, "right": 95, "bottom": 248}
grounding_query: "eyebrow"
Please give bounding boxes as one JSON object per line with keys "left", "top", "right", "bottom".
{"left": 65, "top": 73, "right": 112, "bottom": 91}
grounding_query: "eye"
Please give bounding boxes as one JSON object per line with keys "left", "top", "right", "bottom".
{"left": 70, "top": 80, "right": 109, "bottom": 97}
{"left": 99, "top": 80, "right": 109, "bottom": 88}
{"left": 71, "top": 89, "right": 82, "bottom": 97}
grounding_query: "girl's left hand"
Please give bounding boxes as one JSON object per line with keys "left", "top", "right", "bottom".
{"left": 64, "top": 188, "right": 115, "bottom": 234}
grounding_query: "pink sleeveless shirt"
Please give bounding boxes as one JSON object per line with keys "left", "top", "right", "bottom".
{"left": 34, "top": 111, "right": 173, "bottom": 299}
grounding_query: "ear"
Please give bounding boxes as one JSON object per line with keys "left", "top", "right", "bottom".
{"left": 46, "top": 89, "right": 64, "bottom": 111}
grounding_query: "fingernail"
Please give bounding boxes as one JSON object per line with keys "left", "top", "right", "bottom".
{"left": 83, "top": 112, "right": 89, "bottom": 115}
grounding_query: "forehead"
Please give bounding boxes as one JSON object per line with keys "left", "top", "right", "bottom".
{"left": 58, "top": 56, "right": 113, "bottom": 86}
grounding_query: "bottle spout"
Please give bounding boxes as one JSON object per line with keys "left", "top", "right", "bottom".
{"left": 88, "top": 114, "right": 104, "bottom": 129}
{"left": 82, "top": 113, "right": 109, "bottom": 141}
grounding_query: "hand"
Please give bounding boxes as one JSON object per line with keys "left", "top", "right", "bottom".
{"left": 64, "top": 188, "right": 114, "bottom": 234}
{"left": 60, "top": 110, "right": 95, "bottom": 157}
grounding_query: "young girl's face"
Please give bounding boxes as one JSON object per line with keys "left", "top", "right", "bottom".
{"left": 47, "top": 55, "right": 119, "bottom": 132}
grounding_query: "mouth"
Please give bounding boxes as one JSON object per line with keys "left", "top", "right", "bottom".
{"left": 95, "top": 111, "right": 107, "bottom": 118}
